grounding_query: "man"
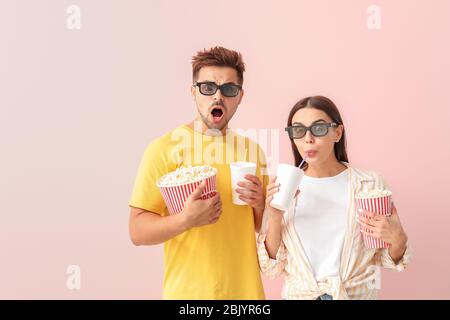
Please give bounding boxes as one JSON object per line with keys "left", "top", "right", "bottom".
{"left": 129, "top": 46, "right": 268, "bottom": 299}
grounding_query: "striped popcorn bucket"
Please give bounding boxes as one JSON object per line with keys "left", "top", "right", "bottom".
{"left": 356, "top": 194, "right": 392, "bottom": 249}
{"left": 157, "top": 174, "right": 217, "bottom": 215}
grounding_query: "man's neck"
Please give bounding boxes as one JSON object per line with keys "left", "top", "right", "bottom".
{"left": 187, "top": 120, "right": 228, "bottom": 136}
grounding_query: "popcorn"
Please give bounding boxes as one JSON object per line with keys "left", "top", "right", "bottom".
{"left": 356, "top": 189, "right": 392, "bottom": 198}
{"left": 157, "top": 165, "right": 218, "bottom": 187}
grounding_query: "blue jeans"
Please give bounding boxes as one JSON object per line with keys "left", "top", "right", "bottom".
{"left": 316, "top": 294, "right": 333, "bottom": 300}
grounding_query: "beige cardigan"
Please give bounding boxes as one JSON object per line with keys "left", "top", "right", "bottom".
{"left": 257, "top": 163, "right": 412, "bottom": 300}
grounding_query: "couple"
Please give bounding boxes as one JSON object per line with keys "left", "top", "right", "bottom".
{"left": 128, "top": 46, "right": 411, "bottom": 300}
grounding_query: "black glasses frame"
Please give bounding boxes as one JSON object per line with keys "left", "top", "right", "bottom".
{"left": 285, "top": 122, "right": 338, "bottom": 139}
{"left": 194, "top": 81, "right": 242, "bottom": 97}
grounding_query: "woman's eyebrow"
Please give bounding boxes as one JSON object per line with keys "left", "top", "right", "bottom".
{"left": 292, "top": 119, "right": 327, "bottom": 126}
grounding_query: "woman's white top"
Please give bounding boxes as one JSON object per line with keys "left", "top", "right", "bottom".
{"left": 294, "top": 169, "right": 349, "bottom": 281}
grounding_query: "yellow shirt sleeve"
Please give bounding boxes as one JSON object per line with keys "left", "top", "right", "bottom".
{"left": 129, "top": 139, "right": 168, "bottom": 215}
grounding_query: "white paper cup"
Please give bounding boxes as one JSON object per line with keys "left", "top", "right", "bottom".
{"left": 270, "top": 164, "right": 304, "bottom": 211}
{"left": 230, "top": 162, "right": 257, "bottom": 205}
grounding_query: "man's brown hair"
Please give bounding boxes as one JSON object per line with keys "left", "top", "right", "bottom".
{"left": 192, "top": 46, "right": 245, "bottom": 84}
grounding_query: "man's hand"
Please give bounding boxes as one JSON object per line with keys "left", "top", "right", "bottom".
{"left": 236, "top": 174, "right": 265, "bottom": 211}
{"left": 181, "top": 181, "right": 222, "bottom": 229}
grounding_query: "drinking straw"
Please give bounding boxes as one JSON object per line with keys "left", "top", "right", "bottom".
{"left": 299, "top": 159, "right": 305, "bottom": 169}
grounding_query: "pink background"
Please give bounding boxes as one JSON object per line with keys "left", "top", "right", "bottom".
{"left": 1, "top": 0, "right": 449, "bottom": 299}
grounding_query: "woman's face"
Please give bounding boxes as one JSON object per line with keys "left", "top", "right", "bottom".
{"left": 291, "top": 107, "right": 344, "bottom": 166}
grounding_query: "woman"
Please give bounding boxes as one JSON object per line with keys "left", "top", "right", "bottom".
{"left": 257, "top": 96, "right": 411, "bottom": 300}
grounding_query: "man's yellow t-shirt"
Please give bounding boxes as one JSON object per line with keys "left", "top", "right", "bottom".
{"left": 129, "top": 125, "right": 269, "bottom": 299}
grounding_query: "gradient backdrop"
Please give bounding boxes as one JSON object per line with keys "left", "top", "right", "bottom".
{"left": 1, "top": 0, "right": 449, "bottom": 299}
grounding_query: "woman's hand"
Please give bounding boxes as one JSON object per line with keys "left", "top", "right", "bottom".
{"left": 265, "top": 176, "right": 300, "bottom": 216}
{"left": 265, "top": 176, "right": 284, "bottom": 217}
{"left": 357, "top": 204, "right": 408, "bottom": 261}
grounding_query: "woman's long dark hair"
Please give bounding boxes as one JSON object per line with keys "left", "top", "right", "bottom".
{"left": 287, "top": 96, "right": 349, "bottom": 169}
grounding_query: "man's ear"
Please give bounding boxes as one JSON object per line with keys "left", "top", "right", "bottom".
{"left": 190, "top": 84, "right": 196, "bottom": 100}
{"left": 238, "top": 89, "right": 244, "bottom": 105}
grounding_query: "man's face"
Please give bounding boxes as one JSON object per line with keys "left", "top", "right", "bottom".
{"left": 191, "top": 66, "right": 244, "bottom": 133}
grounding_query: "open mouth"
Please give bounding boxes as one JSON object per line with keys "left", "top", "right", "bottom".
{"left": 210, "top": 107, "right": 224, "bottom": 123}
